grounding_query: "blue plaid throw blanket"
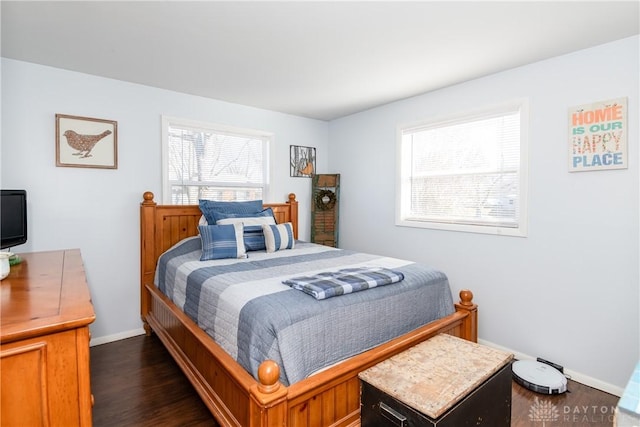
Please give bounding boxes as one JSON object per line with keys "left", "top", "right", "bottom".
{"left": 283, "top": 267, "right": 405, "bottom": 300}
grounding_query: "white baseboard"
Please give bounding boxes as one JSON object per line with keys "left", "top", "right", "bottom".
{"left": 90, "top": 328, "right": 146, "bottom": 347}
{"left": 478, "top": 339, "right": 624, "bottom": 397}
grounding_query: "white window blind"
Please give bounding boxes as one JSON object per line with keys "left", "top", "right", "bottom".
{"left": 162, "top": 116, "right": 270, "bottom": 205}
{"left": 397, "top": 100, "right": 528, "bottom": 236}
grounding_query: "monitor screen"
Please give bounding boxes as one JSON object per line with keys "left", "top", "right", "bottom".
{"left": 1, "top": 190, "right": 27, "bottom": 249}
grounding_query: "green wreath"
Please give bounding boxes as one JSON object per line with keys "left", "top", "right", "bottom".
{"left": 315, "top": 189, "right": 336, "bottom": 211}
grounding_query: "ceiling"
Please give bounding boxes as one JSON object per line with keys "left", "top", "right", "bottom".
{"left": 2, "top": 1, "right": 639, "bottom": 121}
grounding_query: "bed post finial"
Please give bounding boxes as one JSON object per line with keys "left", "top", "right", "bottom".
{"left": 288, "top": 193, "right": 296, "bottom": 203}
{"left": 142, "top": 191, "right": 156, "bottom": 205}
{"left": 459, "top": 289, "right": 474, "bottom": 306}
{"left": 257, "top": 360, "right": 281, "bottom": 394}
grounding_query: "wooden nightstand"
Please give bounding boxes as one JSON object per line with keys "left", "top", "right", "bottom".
{"left": 359, "top": 334, "right": 513, "bottom": 427}
{"left": 1, "top": 249, "right": 96, "bottom": 426}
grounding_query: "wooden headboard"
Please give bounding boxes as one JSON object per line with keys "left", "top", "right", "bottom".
{"left": 140, "top": 191, "right": 299, "bottom": 316}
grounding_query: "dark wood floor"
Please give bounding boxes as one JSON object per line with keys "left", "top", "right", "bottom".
{"left": 91, "top": 335, "right": 620, "bottom": 427}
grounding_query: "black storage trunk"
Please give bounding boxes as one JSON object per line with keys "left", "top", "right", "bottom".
{"left": 360, "top": 362, "right": 512, "bottom": 427}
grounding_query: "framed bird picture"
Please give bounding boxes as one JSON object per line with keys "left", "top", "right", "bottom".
{"left": 56, "top": 114, "right": 118, "bottom": 169}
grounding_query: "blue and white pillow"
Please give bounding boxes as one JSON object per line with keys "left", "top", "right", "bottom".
{"left": 198, "top": 223, "right": 247, "bottom": 260}
{"left": 215, "top": 208, "right": 276, "bottom": 251}
{"left": 198, "top": 199, "right": 263, "bottom": 225}
{"left": 213, "top": 207, "right": 275, "bottom": 222}
{"left": 262, "top": 222, "right": 295, "bottom": 253}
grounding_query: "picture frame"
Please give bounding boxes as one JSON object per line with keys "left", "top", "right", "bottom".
{"left": 568, "top": 97, "right": 627, "bottom": 172}
{"left": 56, "top": 114, "right": 118, "bottom": 169}
{"left": 290, "top": 145, "right": 316, "bottom": 177}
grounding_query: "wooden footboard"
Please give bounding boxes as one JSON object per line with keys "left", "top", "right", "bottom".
{"left": 140, "top": 192, "right": 478, "bottom": 427}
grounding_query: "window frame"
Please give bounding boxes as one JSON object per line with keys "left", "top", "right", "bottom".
{"left": 395, "top": 99, "right": 529, "bottom": 237}
{"left": 161, "top": 115, "right": 272, "bottom": 205}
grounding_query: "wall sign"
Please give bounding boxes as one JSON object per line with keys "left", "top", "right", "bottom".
{"left": 569, "top": 97, "right": 627, "bottom": 172}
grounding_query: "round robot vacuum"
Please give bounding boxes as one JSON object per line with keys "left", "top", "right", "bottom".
{"left": 512, "top": 360, "right": 567, "bottom": 394}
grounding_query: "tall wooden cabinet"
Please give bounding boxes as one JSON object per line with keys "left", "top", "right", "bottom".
{"left": 0, "top": 249, "right": 95, "bottom": 426}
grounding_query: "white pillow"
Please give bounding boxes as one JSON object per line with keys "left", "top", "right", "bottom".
{"left": 216, "top": 216, "right": 275, "bottom": 226}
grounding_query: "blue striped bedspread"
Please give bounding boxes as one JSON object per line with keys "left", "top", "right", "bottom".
{"left": 155, "top": 238, "right": 454, "bottom": 386}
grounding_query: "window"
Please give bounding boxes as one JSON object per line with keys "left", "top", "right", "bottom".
{"left": 162, "top": 116, "right": 271, "bottom": 205}
{"left": 396, "top": 99, "right": 528, "bottom": 236}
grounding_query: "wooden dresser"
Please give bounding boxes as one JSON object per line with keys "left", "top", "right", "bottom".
{"left": 1, "top": 249, "right": 96, "bottom": 426}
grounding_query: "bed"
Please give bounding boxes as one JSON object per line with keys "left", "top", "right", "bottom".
{"left": 140, "top": 191, "right": 477, "bottom": 427}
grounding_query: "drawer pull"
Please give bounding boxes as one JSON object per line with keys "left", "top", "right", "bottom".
{"left": 379, "top": 401, "right": 407, "bottom": 427}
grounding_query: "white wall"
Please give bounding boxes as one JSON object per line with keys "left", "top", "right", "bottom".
{"left": 1, "top": 58, "right": 328, "bottom": 342}
{"left": 328, "top": 36, "right": 639, "bottom": 393}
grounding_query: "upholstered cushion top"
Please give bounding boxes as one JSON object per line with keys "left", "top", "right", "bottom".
{"left": 358, "top": 334, "right": 513, "bottom": 419}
